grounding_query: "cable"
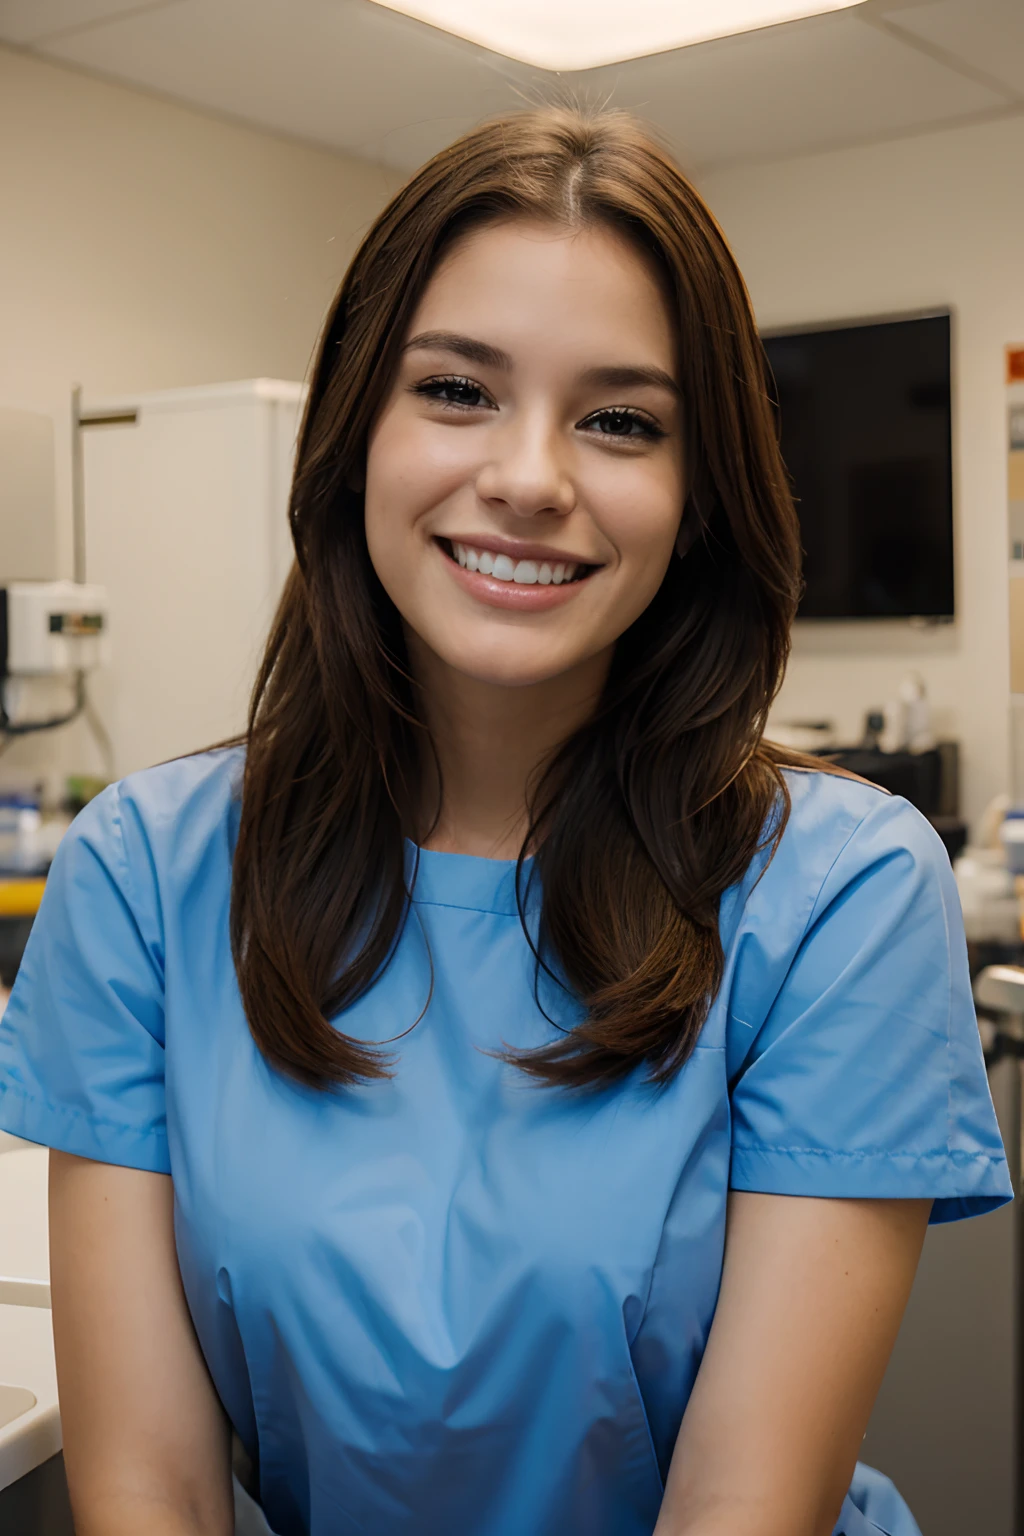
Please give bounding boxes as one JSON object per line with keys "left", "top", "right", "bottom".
{"left": 1, "top": 674, "right": 116, "bottom": 789}
{"left": 0, "top": 672, "right": 86, "bottom": 738}
{"left": 82, "top": 686, "right": 116, "bottom": 783}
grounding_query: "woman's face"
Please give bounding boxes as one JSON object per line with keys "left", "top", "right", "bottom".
{"left": 364, "top": 218, "right": 685, "bottom": 693}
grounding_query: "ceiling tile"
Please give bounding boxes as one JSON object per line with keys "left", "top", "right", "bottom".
{"left": 581, "top": 8, "right": 1007, "bottom": 173}
{"left": 875, "top": 0, "right": 1024, "bottom": 99}
{"left": 17, "top": 0, "right": 1014, "bottom": 175}
{"left": 0, "top": 0, "right": 182, "bottom": 47}
{"left": 36, "top": 0, "right": 534, "bottom": 168}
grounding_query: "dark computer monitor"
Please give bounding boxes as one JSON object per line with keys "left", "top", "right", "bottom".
{"left": 762, "top": 312, "right": 954, "bottom": 620}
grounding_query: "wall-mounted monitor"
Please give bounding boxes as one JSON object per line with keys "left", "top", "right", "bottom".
{"left": 762, "top": 311, "right": 954, "bottom": 621}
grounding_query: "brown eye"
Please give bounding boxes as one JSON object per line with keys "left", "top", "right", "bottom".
{"left": 412, "top": 376, "right": 492, "bottom": 409}
{"left": 580, "top": 407, "right": 665, "bottom": 441}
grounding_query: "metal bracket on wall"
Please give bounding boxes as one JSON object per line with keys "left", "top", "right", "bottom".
{"left": 70, "top": 384, "right": 138, "bottom": 586}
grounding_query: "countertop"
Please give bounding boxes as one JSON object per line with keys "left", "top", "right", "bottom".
{"left": 0, "top": 1305, "right": 59, "bottom": 1491}
{"left": 0, "top": 1143, "right": 58, "bottom": 1492}
{"left": 0, "top": 1144, "right": 50, "bottom": 1307}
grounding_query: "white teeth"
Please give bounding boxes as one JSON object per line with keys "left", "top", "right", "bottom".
{"left": 449, "top": 542, "right": 585, "bottom": 586}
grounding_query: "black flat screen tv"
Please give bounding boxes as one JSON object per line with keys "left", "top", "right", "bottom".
{"left": 762, "top": 312, "right": 954, "bottom": 620}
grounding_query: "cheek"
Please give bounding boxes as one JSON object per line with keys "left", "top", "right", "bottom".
{"left": 589, "top": 462, "right": 683, "bottom": 579}
{"left": 364, "top": 415, "right": 418, "bottom": 533}
{"left": 363, "top": 411, "right": 475, "bottom": 622}
{"left": 364, "top": 417, "right": 410, "bottom": 595}
{"left": 366, "top": 411, "right": 480, "bottom": 533}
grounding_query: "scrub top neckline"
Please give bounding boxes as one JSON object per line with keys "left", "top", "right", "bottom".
{"left": 404, "top": 839, "right": 535, "bottom": 917}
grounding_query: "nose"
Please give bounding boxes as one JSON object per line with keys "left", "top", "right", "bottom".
{"left": 474, "top": 412, "right": 576, "bottom": 520}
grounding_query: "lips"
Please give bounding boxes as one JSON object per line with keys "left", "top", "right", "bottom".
{"left": 434, "top": 536, "right": 598, "bottom": 612}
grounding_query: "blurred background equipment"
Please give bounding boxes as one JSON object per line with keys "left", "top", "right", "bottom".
{"left": 0, "top": 581, "right": 109, "bottom": 716}
{"left": 773, "top": 675, "right": 964, "bottom": 857}
{"left": 1, "top": 407, "right": 112, "bottom": 983}
{"left": 0, "top": 577, "right": 110, "bottom": 979}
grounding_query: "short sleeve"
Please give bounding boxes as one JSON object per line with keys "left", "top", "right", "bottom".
{"left": 729, "top": 795, "right": 1012, "bottom": 1224}
{"left": 0, "top": 783, "right": 170, "bottom": 1173}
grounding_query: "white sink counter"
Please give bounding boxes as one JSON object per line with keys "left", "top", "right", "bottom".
{"left": 0, "top": 1143, "right": 60, "bottom": 1491}
{"left": 0, "top": 1305, "right": 59, "bottom": 1491}
{"left": 0, "top": 1145, "right": 50, "bottom": 1307}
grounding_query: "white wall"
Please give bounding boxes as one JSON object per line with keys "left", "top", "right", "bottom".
{"left": 0, "top": 45, "right": 400, "bottom": 786}
{"left": 700, "top": 114, "right": 1024, "bottom": 832}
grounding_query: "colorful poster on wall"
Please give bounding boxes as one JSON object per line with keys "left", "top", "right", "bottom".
{"left": 1007, "top": 350, "right": 1024, "bottom": 805}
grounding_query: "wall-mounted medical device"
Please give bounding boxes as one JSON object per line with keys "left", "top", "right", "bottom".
{"left": 0, "top": 582, "right": 109, "bottom": 678}
{"left": 0, "top": 580, "right": 110, "bottom": 737}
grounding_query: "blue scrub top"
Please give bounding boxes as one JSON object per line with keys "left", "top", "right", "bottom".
{"left": 0, "top": 749, "right": 1011, "bottom": 1536}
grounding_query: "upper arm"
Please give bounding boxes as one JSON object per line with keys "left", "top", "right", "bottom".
{"left": 673, "top": 791, "right": 1009, "bottom": 1534}
{"left": 656, "top": 1190, "right": 930, "bottom": 1536}
{"left": 49, "top": 1150, "right": 233, "bottom": 1536}
{"left": 728, "top": 793, "right": 1010, "bottom": 1220}
{"left": 0, "top": 785, "right": 170, "bottom": 1170}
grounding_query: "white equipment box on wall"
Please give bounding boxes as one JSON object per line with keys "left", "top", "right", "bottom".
{"left": 1, "top": 582, "right": 109, "bottom": 678}
{"left": 80, "top": 379, "right": 305, "bottom": 777}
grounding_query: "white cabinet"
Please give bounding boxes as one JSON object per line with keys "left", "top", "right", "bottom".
{"left": 82, "top": 379, "right": 305, "bottom": 778}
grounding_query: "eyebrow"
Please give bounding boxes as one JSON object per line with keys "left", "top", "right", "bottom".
{"left": 404, "top": 331, "right": 680, "bottom": 397}
{"left": 404, "top": 331, "right": 512, "bottom": 371}
{"left": 580, "top": 364, "right": 680, "bottom": 398}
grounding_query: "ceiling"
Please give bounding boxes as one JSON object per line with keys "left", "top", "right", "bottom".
{"left": 0, "top": 0, "right": 1022, "bottom": 176}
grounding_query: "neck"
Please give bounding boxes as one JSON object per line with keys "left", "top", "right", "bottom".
{"left": 408, "top": 637, "right": 610, "bottom": 860}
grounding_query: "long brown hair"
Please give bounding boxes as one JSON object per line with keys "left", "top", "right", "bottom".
{"left": 231, "top": 105, "right": 804, "bottom": 1092}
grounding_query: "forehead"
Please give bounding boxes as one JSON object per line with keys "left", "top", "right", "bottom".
{"left": 408, "top": 218, "right": 676, "bottom": 372}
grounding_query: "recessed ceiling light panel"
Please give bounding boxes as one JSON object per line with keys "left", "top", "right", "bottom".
{"left": 366, "top": 0, "right": 869, "bottom": 72}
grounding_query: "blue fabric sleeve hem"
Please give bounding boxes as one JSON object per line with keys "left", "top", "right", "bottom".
{"left": 0, "top": 1081, "right": 171, "bottom": 1176}
{"left": 731, "top": 1143, "right": 1013, "bottom": 1225}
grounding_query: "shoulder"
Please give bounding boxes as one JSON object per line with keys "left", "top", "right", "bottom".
{"left": 60, "top": 746, "right": 243, "bottom": 900}
{"left": 113, "top": 744, "right": 243, "bottom": 835}
{"left": 724, "top": 769, "right": 1007, "bottom": 1220}
{"left": 720, "top": 768, "right": 957, "bottom": 1044}
{"left": 774, "top": 765, "right": 948, "bottom": 899}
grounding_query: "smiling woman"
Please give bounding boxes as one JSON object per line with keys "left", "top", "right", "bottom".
{"left": 235, "top": 109, "right": 806, "bottom": 1095}
{"left": 0, "top": 105, "right": 1011, "bottom": 1536}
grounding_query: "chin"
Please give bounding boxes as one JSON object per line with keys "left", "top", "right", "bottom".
{"left": 452, "top": 658, "right": 569, "bottom": 690}
{"left": 441, "top": 636, "right": 578, "bottom": 691}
